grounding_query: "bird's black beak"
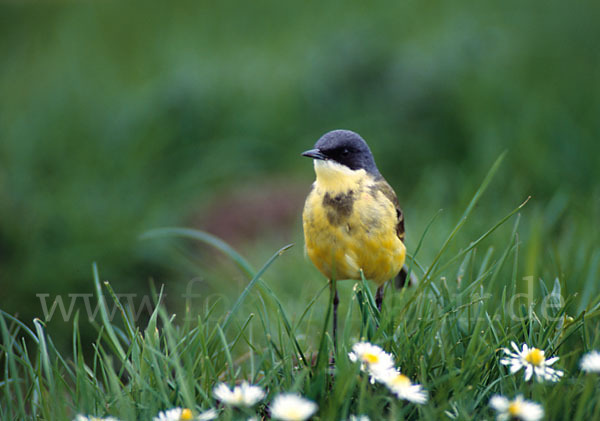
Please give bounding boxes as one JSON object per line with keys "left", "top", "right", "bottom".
{"left": 301, "top": 148, "right": 327, "bottom": 160}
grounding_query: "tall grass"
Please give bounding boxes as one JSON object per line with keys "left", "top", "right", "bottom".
{"left": 1, "top": 160, "right": 599, "bottom": 420}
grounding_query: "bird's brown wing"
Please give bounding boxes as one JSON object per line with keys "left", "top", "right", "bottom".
{"left": 375, "top": 178, "right": 415, "bottom": 287}
{"left": 375, "top": 179, "right": 405, "bottom": 242}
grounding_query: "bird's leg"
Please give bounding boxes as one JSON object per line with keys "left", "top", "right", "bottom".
{"left": 376, "top": 285, "right": 384, "bottom": 312}
{"left": 332, "top": 284, "right": 339, "bottom": 351}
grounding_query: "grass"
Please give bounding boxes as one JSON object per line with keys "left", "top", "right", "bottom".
{"left": 1, "top": 160, "right": 600, "bottom": 420}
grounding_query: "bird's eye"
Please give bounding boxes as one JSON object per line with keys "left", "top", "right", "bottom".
{"left": 341, "top": 148, "right": 350, "bottom": 156}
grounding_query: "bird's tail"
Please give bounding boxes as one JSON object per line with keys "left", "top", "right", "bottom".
{"left": 394, "top": 264, "right": 418, "bottom": 288}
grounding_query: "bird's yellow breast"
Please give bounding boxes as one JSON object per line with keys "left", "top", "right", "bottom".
{"left": 302, "top": 160, "right": 405, "bottom": 285}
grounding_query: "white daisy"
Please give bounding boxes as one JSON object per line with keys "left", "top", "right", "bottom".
{"left": 270, "top": 394, "right": 318, "bottom": 421}
{"left": 213, "top": 381, "right": 265, "bottom": 407}
{"left": 500, "top": 341, "right": 563, "bottom": 382}
{"left": 580, "top": 350, "right": 600, "bottom": 373}
{"left": 377, "top": 369, "right": 428, "bottom": 404}
{"left": 348, "top": 342, "right": 395, "bottom": 383}
{"left": 73, "top": 416, "right": 119, "bottom": 421}
{"left": 153, "top": 407, "right": 217, "bottom": 421}
{"left": 489, "top": 395, "right": 544, "bottom": 421}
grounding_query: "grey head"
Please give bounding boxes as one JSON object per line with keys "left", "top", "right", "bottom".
{"left": 301, "top": 130, "right": 380, "bottom": 176}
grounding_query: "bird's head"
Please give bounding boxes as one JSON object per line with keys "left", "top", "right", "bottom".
{"left": 301, "top": 130, "right": 379, "bottom": 176}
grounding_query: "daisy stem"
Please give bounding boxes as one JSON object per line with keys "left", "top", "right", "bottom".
{"left": 357, "top": 373, "right": 368, "bottom": 415}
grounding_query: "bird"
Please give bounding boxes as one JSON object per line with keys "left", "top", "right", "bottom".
{"left": 301, "top": 129, "right": 410, "bottom": 345}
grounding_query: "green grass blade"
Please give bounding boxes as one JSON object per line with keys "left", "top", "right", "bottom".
{"left": 221, "top": 243, "right": 294, "bottom": 332}
{"left": 422, "top": 152, "right": 507, "bottom": 284}
{"left": 140, "top": 227, "right": 256, "bottom": 278}
{"left": 92, "top": 263, "right": 127, "bottom": 362}
{"left": 434, "top": 196, "right": 530, "bottom": 277}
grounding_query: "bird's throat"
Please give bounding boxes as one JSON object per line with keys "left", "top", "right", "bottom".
{"left": 313, "top": 159, "right": 368, "bottom": 193}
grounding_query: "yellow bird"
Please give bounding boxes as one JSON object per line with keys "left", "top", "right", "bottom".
{"left": 302, "top": 130, "right": 409, "bottom": 342}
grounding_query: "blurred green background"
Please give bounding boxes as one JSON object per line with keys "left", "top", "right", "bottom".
{"left": 1, "top": 1, "right": 599, "bottom": 350}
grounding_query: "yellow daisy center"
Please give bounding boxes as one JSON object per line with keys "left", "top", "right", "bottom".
{"left": 232, "top": 389, "right": 243, "bottom": 402}
{"left": 180, "top": 408, "right": 194, "bottom": 420}
{"left": 391, "top": 374, "right": 411, "bottom": 387}
{"left": 284, "top": 409, "right": 302, "bottom": 420}
{"left": 524, "top": 348, "right": 544, "bottom": 366}
{"left": 508, "top": 401, "right": 522, "bottom": 416}
{"left": 363, "top": 352, "right": 380, "bottom": 364}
